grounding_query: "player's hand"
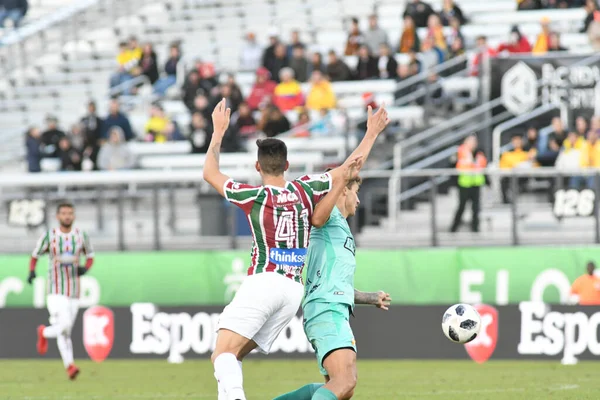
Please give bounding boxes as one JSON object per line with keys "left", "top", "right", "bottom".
{"left": 366, "top": 104, "right": 390, "bottom": 137}
{"left": 27, "top": 271, "right": 36, "bottom": 285}
{"left": 77, "top": 267, "right": 88, "bottom": 277}
{"left": 341, "top": 155, "right": 364, "bottom": 181}
{"left": 211, "top": 98, "right": 231, "bottom": 137}
{"left": 375, "top": 291, "right": 391, "bottom": 311}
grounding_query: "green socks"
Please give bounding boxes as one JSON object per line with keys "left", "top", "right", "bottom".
{"left": 273, "top": 383, "right": 324, "bottom": 400}
{"left": 311, "top": 387, "right": 337, "bottom": 400}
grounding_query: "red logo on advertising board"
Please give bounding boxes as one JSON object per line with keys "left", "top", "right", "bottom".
{"left": 464, "top": 304, "right": 498, "bottom": 364}
{"left": 83, "top": 306, "right": 114, "bottom": 362}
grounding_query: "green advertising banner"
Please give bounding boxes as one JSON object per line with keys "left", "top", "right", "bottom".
{"left": 0, "top": 247, "right": 597, "bottom": 308}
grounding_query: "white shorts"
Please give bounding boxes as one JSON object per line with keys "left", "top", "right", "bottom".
{"left": 217, "top": 272, "right": 304, "bottom": 354}
{"left": 47, "top": 294, "right": 79, "bottom": 334}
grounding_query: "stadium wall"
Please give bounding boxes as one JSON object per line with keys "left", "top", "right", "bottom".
{"left": 0, "top": 246, "right": 598, "bottom": 307}
{"left": 2, "top": 304, "right": 600, "bottom": 362}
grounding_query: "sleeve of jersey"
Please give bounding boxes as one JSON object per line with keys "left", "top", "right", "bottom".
{"left": 296, "top": 172, "right": 333, "bottom": 205}
{"left": 223, "top": 179, "right": 261, "bottom": 213}
{"left": 31, "top": 231, "right": 49, "bottom": 258}
{"left": 83, "top": 231, "right": 95, "bottom": 259}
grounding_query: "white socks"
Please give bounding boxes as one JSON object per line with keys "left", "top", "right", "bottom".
{"left": 56, "top": 334, "right": 74, "bottom": 368}
{"left": 214, "top": 353, "right": 246, "bottom": 400}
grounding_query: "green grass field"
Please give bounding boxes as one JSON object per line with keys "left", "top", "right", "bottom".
{"left": 3, "top": 359, "right": 600, "bottom": 399}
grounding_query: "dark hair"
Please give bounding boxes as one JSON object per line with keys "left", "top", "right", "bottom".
{"left": 256, "top": 139, "right": 287, "bottom": 175}
{"left": 351, "top": 17, "right": 359, "bottom": 24}
{"left": 476, "top": 35, "right": 487, "bottom": 41}
{"left": 292, "top": 43, "right": 305, "bottom": 51}
{"left": 56, "top": 202, "right": 74, "bottom": 213}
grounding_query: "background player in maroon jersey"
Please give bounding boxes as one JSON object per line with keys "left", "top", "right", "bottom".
{"left": 203, "top": 99, "right": 388, "bottom": 400}
{"left": 29, "top": 203, "right": 94, "bottom": 380}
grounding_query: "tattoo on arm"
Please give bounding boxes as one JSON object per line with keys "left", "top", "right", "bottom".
{"left": 354, "top": 289, "right": 379, "bottom": 305}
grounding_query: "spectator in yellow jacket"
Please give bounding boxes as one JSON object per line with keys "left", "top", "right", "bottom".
{"left": 500, "top": 135, "right": 531, "bottom": 203}
{"left": 144, "top": 104, "right": 170, "bottom": 143}
{"left": 273, "top": 67, "right": 304, "bottom": 112}
{"left": 581, "top": 130, "right": 600, "bottom": 167}
{"left": 573, "top": 129, "right": 600, "bottom": 188}
{"left": 533, "top": 17, "right": 552, "bottom": 54}
{"left": 306, "top": 71, "right": 336, "bottom": 111}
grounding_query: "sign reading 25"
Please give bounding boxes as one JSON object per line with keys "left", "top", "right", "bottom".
{"left": 553, "top": 189, "right": 595, "bottom": 218}
{"left": 7, "top": 199, "right": 46, "bottom": 227}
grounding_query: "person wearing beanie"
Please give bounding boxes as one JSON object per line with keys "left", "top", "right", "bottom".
{"left": 246, "top": 67, "right": 277, "bottom": 111}
{"left": 497, "top": 26, "right": 532, "bottom": 53}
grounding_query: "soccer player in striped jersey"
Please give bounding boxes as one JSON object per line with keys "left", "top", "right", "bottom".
{"left": 28, "top": 202, "right": 94, "bottom": 380}
{"left": 203, "top": 99, "right": 389, "bottom": 400}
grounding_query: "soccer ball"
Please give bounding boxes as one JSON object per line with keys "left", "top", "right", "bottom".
{"left": 441, "top": 304, "right": 481, "bottom": 344}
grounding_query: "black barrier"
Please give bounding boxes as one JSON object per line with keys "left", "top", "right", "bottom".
{"left": 1, "top": 304, "right": 600, "bottom": 360}
{"left": 490, "top": 55, "right": 599, "bottom": 122}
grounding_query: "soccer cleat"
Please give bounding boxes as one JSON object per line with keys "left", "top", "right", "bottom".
{"left": 67, "top": 364, "right": 80, "bottom": 380}
{"left": 36, "top": 325, "right": 48, "bottom": 355}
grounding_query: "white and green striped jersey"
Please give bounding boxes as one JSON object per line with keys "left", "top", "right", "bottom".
{"left": 32, "top": 227, "right": 94, "bottom": 298}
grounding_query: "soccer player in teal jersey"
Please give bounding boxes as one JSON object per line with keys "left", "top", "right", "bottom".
{"left": 273, "top": 168, "right": 391, "bottom": 400}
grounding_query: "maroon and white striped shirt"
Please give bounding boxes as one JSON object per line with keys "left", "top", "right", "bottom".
{"left": 223, "top": 173, "right": 332, "bottom": 282}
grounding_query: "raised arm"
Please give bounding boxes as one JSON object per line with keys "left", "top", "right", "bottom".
{"left": 329, "top": 104, "right": 390, "bottom": 182}
{"left": 312, "top": 156, "right": 363, "bottom": 228}
{"left": 203, "top": 98, "right": 232, "bottom": 197}
{"left": 354, "top": 289, "right": 391, "bottom": 310}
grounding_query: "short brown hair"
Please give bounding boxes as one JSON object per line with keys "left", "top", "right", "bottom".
{"left": 56, "top": 202, "right": 74, "bottom": 213}
{"left": 346, "top": 176, "right": 362, "bottom": 189}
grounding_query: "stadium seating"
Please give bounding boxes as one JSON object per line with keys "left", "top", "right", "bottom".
{"left": 0, "top": 0, "right": 592, "bottom": 142}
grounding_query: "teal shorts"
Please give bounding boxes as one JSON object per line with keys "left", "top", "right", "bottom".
{"left": 303, "top": 301, "right": 356, "bottom": 376}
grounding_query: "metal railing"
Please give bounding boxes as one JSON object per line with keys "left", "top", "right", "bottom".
{"left": 1, "top": 167, "right": 600, "bottom": 251}
{"left": 359, "top": 167, "right": 600, "bottom": 248}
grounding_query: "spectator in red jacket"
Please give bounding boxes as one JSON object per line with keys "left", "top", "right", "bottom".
{"left": 246, "top": 67, "right": 277, "bottom": 111}
{"left": 470, "top": 35, "right": 497, "bottom": 76}
{"left": 497, "top": 26, "right": 532, "bottom": 54}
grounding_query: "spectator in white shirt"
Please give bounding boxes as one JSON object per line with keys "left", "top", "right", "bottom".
{"left": 240, "top": 32, "right": 263, "bottom": 71}
{"left": 364, "top": 14, "right": 389, "bottom": 54}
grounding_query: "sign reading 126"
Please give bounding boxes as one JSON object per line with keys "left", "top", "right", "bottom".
{"left": 553, "top": 189, "right": 595, "bottom": 218}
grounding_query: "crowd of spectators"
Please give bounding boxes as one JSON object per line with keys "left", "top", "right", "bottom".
{"left": 110, "top": 36, "right": 181, "bottom": 96}
{"left": 0, "top": 0, "right": 28, "bottom": 28}
{"left": 517, "top": 0, "right": 586, "bottom": 10}
{"left": 25, "top": 0, "right": 600, "bottom": 174}
{"left": 25, "top": 99, "right": 139, "bottom": 173}
{"left": 499, "top": 115, "right": 600, "bottom": 203}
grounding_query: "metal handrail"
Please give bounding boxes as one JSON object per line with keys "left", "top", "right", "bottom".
{"left": 393, "top": 53, "right": 470, "bottom": 99}
{"left": 391, "top": 98, "right": 503, "bottom": 169}
{"left": 491, "top": 103, "right": 559, "bottom": 164}
{"left": 108, "top": 74, "right": 151, "bottom": 98}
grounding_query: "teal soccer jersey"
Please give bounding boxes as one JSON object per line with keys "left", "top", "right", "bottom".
{"left": 303, "top": 206, "right": 356, "bottom": 308}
